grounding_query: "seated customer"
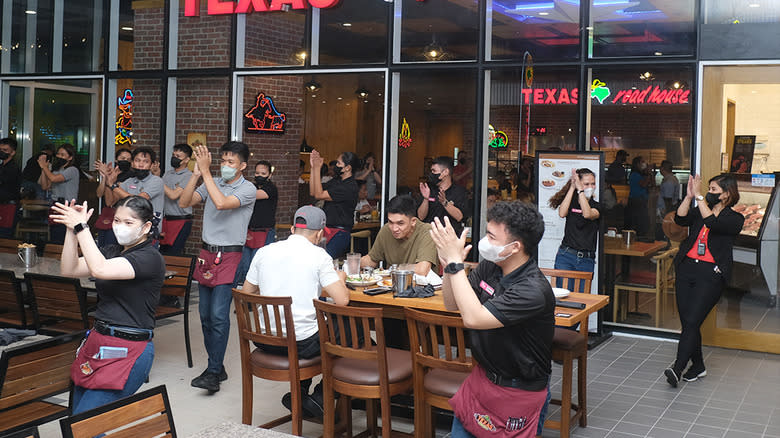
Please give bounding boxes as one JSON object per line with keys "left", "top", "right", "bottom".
{"left": 242, "top": 205, "right": 350, "bottom": 418}
{"left": 360, "top": 194, "right": 438, "bottom": 276}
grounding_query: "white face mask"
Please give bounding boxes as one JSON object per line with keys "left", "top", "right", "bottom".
{"left": 113, "top": 223, "right": 146, "bottom": 246}
{"left": 478, "top": 236, "right": 516, "bottom": 263}
{"left": 583, "top": 187, "right": 595, "bottom": 199}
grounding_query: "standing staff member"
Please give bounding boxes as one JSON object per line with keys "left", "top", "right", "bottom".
{"left": 417, "top": 156, "right": 470, "bottom": 237}
{"left": 51, "top": 196, "right": 164, "bottom": 414}
{"left": 179, "top": 142, "right": 256, "bottom": 393}
{"left": 160, "top": 144, "right": 194, "bottom": 255}
{"left": 547, "top": 168, "right": 600, "bottom": 288}
{"left": 664, "top": 174, "right": 743, "bottom": 388}
{"left": 39, "top": 144, "right": 80, "bottom": 244}
{"left": 309, "top": 150, "right": 359, "bottom": 258}
{"left": 95, "top": 148, "right": 133, "bottom": 247}
{"left": 0, "top": 138, "right": 21, "bottom": 238}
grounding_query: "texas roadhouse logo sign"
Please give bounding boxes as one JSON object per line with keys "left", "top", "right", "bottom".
{"left": 185, "top": 0, "right": 342, "bottom": 16}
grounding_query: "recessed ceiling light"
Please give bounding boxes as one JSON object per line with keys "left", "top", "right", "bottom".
{"left": 654, "top": 51, "right": 663, "bottom": 56}
{"left": 337, "top": 97, "right": 342, "bottom": 100}
{"left": 749, "top": 3, "right": 760, "bottom": 7}
{"left": 539, "top": 11, "right": 549, "bottom": 15}
{"left": 121, "top": 26, "right": 133, "bottom": 31}
{"left": 342, "top": 22, "right": 352, "bottom": 27}
{"left": 25, "top": 9, "right": 36, "bottom": 14}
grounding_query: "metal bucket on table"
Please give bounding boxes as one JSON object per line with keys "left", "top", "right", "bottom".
{"left": 18, "top": 245, "right": 38, "bottom": 268}
{"left": 390, "top": 270, "right": 414, "bottom": 296}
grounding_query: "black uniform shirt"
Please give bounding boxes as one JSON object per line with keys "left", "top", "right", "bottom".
{"left": 422, "top": 184, "right": 470, "bottom": 236}
{"left": 0, "top": 160, "right": 21, "bottom": 203}
{"left": 561, "top": 197, "right": 600, "bottom": 252}
{"left": 323, "top": 176, "right": 358, "bottom": 228}
{"left": 248, "top": 180, "right": 278, "bottom": 230}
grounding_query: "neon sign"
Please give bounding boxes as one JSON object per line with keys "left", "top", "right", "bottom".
{"left": 609, "top": 85, "right": 690, "bottom": 105}
{"left": 245, "top": 92, "right": 287, "bottom": 134}
{"left": 590, "top": 79, "right": 610, "bottom": 104}
{"left": 488, "top": 125, "right": 508, "bottom": 148}
{"left": 115, "top": 89, "right": 134, "bottom": 146}
{"left": 519, "top": 88, "right": 579, "bottom": 105}
{"left": 184, "top": 0, "right": 341, "bottom": 16}
{"left": 399, "top": 118, "right": 412, "bottom": 148}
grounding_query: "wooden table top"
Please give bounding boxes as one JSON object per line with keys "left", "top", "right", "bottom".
{"left": 603, "top": 237, "right": 667, "bottom": 257}
{"left": 276, "top": 221, "right": 381, "bottom": 232}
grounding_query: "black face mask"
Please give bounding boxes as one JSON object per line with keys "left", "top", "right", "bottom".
{"left": 0, "top": 151, "right": 9, "bottom": 161}
{"left": 705, "top": 192, "right": 721, "bottom": 207}
{"left": 170, "top": 156, "right": 183, "bottom": 169}
{"left": 132, "top": 168, "right": 150, "bottom": 180}
{"left": 117, "top": 171, "right": 132, "bottom": 183}
{"left": 335, "top": 166, "right": 345, "bottom": 177}
{"left": 254, "top": 175, "right": 268, "bottom": 187}
{"left": 427, "top": 172, "right": 441, "bottom": 186}
{"left": 52, "top": 156, "right": 67, "bottom": 170}
{"left": 116, "top": 160, "right": 131, "bottom": 172}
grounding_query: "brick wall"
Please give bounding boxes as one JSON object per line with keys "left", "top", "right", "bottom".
{"left": 133, "top": 4, "right": 164, "bottom": 70}
{"left": 177, "top": 2, "right": 231, "bottom": 69}
{"left": 245, "top": 11, "right": 306, "bottom": 67}
{"left": 129, "top": 79, "right": 162, "bottom": 152}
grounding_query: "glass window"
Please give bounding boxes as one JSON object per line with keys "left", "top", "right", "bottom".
{"left": 117, "top": 0, "right": 163, "bottom": 70}
{"left": 62, "top": 0, "right": 104, "bottom": 72}
{"left": 243, "top": 10, "right": 307, "bottom": 67}
{"left": 399, "top": 0, "right": 479, "bottom": 62}
{"left": 8, "top": 0, "right": 54, "bottom": 73}
{"left": 176, "top": 4, "right": 231, "bottom": 69}
{"left": 588, "top": 0, "right": 695, "bottom": 58}
{"left": 318, "top": 0, "right": 389, "bottom": 65}
{"left": 702, "top": 0, "right": 780, "bottom": 59}
{"left": 489, "top": 0, "right": 580, "bottom": 61}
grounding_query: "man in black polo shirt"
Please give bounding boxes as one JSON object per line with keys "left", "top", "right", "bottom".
{"left": 430, "top": 202, "right": 553, "bottom": 438}
{"left": 0, "top": 138, "right": 21, "bottom": 238}
{"left": 417, "top": 156, "right": 470, "bottom": 237}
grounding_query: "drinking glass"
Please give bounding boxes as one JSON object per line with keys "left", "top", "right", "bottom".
{"left": 346, "top": 253, "right": 360, "bottom": 276}
{"left": 361, "top": 266, "right": 374, "bottom": 281}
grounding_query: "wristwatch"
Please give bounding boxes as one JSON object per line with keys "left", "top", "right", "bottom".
{"left": 110, "top": 182, "right": 120, "bottom": 190}
{"left": 445, "top": 200, "right": 455, "bottom": 207}
{"left": 577, "top": 190, "right": 584, "bottom": 194}
{"left": 695, "top": 194, "right": 704, "bottom": 201}
{"left": 444, "top": 262, "right": 465, "bottom": 274}
{"left": 73, "top": 223, "right": 89, "bottom": 235}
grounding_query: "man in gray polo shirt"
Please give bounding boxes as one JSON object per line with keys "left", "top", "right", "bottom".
{"left": 179, "top": 141, "right": 256, "bottom": 393}
{"left": 104, "top": 147, "right": 164, "bottom": 235}
{"left": 160, "top": 143, "right": 193, "bottom": 256}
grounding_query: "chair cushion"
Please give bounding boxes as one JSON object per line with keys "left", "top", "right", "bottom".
{"left": 331, "top": 347, "right": 412, "bottom": 385}
{"left": 423, "top": 369, "right": 470, "bottom": 398}
{"left": 250, "top": 348, "right": 321, "bottom": 370}
{"left": 552, "top": 328, "right": 587, "bottom": 352}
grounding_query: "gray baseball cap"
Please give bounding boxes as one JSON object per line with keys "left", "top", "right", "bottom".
{"left": 293, "top": 205, "right": 326, "bottom": 230}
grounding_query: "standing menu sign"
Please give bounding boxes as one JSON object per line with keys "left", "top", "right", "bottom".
{"left": 730, "top": 135, "right": 756, "bottom": 173}
{"left": 536, "top": 151, "right": 604, "bottom": 333}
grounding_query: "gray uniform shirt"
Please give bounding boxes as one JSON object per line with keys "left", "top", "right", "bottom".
{"left": 196, "top": 176, "right": 256, "bottom": 246}
{"left": 162, "top": 168, "right": 193, "bottom": 217}
{"left": 50, "top": 166, "right": 80, "bottom": 202}
{"left": 120, "top": 174, "right": 164, "bottom": 232}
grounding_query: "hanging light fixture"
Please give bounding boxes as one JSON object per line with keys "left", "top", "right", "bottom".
{"left": 423, "top": 41, "right": 446, "bottom": 61}
{"left": 355, "top": 88, "right": 369, "bottom": 99}
{"left": 304, "top": 79, "right": 321, "bottom": 92}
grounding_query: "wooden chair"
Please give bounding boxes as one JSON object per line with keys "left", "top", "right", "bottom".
{"left": 232, "top": 290, "right": 322, "bottom": 435}
{"left": 0, "top": 239, "right": 21, "bottom": 255}
{"left": 0, "top": 270, "right": 33, "bottom": 329}
{"left": 613, "top": 247, "right": 678, "bottom": 327}
{"left": 0, "top": 331, "right": 84, "bottom": 435}
{"left": 59, "top": 385, "right": 176, "bottom": 438}
{"left": 15, "top": 200, "right": 49, "bottom": 242}
{"left": 24, "top": 273, "right": 89, "bottom": 333}
{"left": 405, "top": 308, "right": 473, "bottom": 438}
{"left": 0, "top": 426, "right": 40, "bottom": 438}
{"left": 156, "top": 255, "right": 195, "bottom": 367}
{"left": 314, "top": 300, "right": 413, "bottom": 438}
{"left": 539, "top": 268, "right": 593, "bottom": 438}
{"left": 350, "top": 230, "right": 372, "bottom": 253}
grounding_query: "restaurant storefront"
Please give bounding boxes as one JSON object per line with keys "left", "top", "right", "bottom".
{"left": 0, "top": 0, "right": 778, "bottom": 350}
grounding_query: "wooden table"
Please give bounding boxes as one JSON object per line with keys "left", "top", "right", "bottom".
{"left": 353, "top": 220, "right": 381, "bottom": 231}
{"left": 603, "top": 237, "right": 667, "bottom": 318}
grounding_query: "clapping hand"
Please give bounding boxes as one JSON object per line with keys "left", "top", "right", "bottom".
{"left": 571, "top": 169, "right": 584, "bottom": 191}
{"left": 419, "top": 182, "right": 431, "bottom": 199}
{"left": 50, "top": 200, "right": 93, "bottom": 229}
{"left": 310, "top": 150, "right": 324, "bottom": 169}
{"left": 429, "top": 217, "right": 472, "bottom": 266}
{"left": 193, "top": 145, "right": 212, "bottom": 174}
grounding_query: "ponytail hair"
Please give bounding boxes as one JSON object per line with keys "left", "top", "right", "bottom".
{"left": 548, "top": 168, "right": 596, "bottom": 209}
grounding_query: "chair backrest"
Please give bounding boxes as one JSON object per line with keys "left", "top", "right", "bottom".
{"left": 539, "top": 268, "right": 593, "bottom": 293}
{"left": 24, "top": 273, "right": 88, "bottom": 330}
{"left": 0, "top": 270, "right": 29, "bottom": 328}
{"left": 0, "top": 331, "right": 84, "bottom": 412}
{"left": 404, "top": 308, "right": 472, "bottom": 374}
{"left": 0, "top": 239, "right": 20, "bottom": 255}
{"left": 59, "top": 385, "right": 176, "bottom": 438}
{"left": 160, "top": 255, "right": 195, "bottom": 300}
{"left": 652, "top": 247, "right": 679, "bottom": 289}
{"left": 0, "top": 426, "right": 40, "bottom": 438}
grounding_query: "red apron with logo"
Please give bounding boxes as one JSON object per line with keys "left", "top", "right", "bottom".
{"left": 0, "top": 204, "right": 16, "bottom": 228}
{"left": 323, "top": 227, "right": 347, "bottom": 245}
{"left": 244, "top": 230, "right": 270, "bottom": 249}
{"left": 193, "top": 249, "right": 241, "bottom": 288}
{"left": 160, "top": 219, "right": 189, "bottom": 246}
{"left": 449, "top": 365, "right": 546, "bottom": 438}
{"left": 70, "top": 331, "right": 149, "bottom": 390}
{"left": 93, "top": 207, "right": 116, "bottom": 231}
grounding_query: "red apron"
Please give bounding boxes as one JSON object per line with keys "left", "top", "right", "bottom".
{"left": 0, "top": 204, "right": 16, "bottom": 228}
{"left": 193, "top": 249, "right": 241, "bottom": 288}
{"left": 323, "top": 227, "right": 347, "bottom": 245}
{"left": 449, "top": 365, "right": 547, "bottom": 438}
{"left": 160, "top": 219, "right": 189, "bottom": 246}
{"left": 245, "top": 230, "right": 270, "bottom": 249}
{"left": 94, "top": 207, "right": 116, "bottom": 231}
{"left": 70, "top": 331, "right": 149, "bottom": 390}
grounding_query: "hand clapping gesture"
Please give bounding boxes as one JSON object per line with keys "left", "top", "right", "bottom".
{"left": 50, "top": 200, "right": 94, "bottom": 230}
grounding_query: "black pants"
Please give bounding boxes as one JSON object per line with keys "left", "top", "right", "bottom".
{"left": 673, "top": 258, "right": 724, "bottom": 373}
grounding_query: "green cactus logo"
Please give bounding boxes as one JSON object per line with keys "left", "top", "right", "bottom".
{"left": 591, "top": 79, "right": 611, "bottom": 104}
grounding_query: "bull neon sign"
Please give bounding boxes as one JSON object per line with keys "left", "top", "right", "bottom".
{"left": 184, "top": 0, "right": 341, "bottom": 16}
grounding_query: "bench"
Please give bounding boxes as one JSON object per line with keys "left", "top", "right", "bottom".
{"left": 0, "top": 331, "right": 85, "bottom": 435}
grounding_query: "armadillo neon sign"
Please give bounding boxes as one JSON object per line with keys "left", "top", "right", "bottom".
{"left": 184, "top": 0, "right": 341, "bottom": 16}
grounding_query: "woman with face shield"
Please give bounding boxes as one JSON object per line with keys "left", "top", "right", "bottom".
{"left": 50, "top": 195, "right": 165, "bottom": 414}
{"left": 547, "top": 168, "right": 601, "bottom": 289}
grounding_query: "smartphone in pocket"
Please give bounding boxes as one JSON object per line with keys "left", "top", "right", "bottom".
{"left": 99, "top": 346, "right": 128, "bottom": 359}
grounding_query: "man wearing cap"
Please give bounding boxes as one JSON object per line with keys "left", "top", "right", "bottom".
{"left": 242, "top": 206, "right": 350, "bottom": 418}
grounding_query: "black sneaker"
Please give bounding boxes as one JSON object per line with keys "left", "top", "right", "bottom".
{"left": 217, "top": 367, "right": 228, "bottom": 382}
{"left": 281, "top": 392, "right": 320, "bottom": 419}
{"left": 664, "top": 368, "right": 680, "bottom": 388}
{"left": 191, "top": 371, "right": 220, "bottom": 392}
{"left": 682, "top": 366, "right": 707, "bottom": 382}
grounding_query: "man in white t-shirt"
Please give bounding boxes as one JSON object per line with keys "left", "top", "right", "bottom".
{"left": 242, "top": 205, "right": 350, "bottom": 418}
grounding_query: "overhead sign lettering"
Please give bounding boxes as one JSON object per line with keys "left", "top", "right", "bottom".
{"left": 185, "top": 0, "right": 341, "bottom": 16}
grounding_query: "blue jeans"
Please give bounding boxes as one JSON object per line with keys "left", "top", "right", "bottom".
{"left": 537, "top": 377, "right": 553, "bottom": 436}
{"left": 554, "top": 247, "right": 595, "bottom": 292}
{"left": 198, "top": 283, "right": 234, "bottom": 373}
{"left": 72, "top": 341, "right": 155, "bottom": 415}
{"left": 326, "top": 229, "right": 351, "bottom": 259}
{"left": 232, "top": 229, "right": 276, "bottom": 288}
{"left": 451, "top": 416, "right": 476, "bottom": 438}
{"left": 160, "top": 220, "right": 193, "bottom": 256}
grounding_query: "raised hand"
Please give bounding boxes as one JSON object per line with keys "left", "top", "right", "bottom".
{"left": 419, "top": 182, "right": 431, "bottom": 199}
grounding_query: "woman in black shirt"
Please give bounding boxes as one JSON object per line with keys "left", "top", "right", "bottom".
{"left": 548, "top": 168, "right": 600, "bottom": 290}
{"left": 664, "top": 174, "right": 743, "bottom": 388}
{"left": 51, "top": 195, "right": 165, "bottom": 413}
{"left": 309, "top": 150, "right": 359, "bottom": 258}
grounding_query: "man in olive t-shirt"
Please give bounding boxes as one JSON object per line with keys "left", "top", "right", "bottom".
{"left": 360, "top": 195, "right": 438, "bottom": 276}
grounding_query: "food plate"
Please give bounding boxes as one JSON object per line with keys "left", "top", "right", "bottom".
{"left": 379, "top": 279, "right": 393, "bottom": 287}
{"left": 373, "top": 269, "right": 391, "bottom": 277}
{"left": 541, "top": 179, "right": 557, "bottom": 189}
{"left": 346, "top": 275, "right": 383, "bottom": 287}
{"left": 541, "top": 160, "right": 555, "bottom": 168}
{"left": 552, "top": 288, "right": 571, "bottom": 298}
{"left": 551, "top": 170, "right": 566, "bottom": 179}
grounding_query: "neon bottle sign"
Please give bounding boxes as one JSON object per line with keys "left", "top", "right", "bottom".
{"left": 185, "top": 0, "right": 341, "bottom": 16}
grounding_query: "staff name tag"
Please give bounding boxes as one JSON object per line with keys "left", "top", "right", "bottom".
{"left": 479, "top": 281, "right": 495, "bottom": 296}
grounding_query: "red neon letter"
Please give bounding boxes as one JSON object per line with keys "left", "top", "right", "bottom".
{"left": 269, "top": 0, "right": 306, "bottom": 10}
{"left": 571, "top": 88, "right": 578, "bottom": 104}
{"left": 611, "top": 90, "right": 625, "bottom": 104}
{"left": 185, "top": 0, "right": 200, "bottom": 16}
{"left": 637, "top": 85, "right": 652, "bottom": 103}
{"left": 679, "top": 90, "right": 690, "bottom": 104}
{"left": 521, "top": 88, "right": 533, "bottom": 105}
{"left": 236, "top": 0, "right": 270, "bottom": 13}
{"left": 309, "top": 0, "right": 341, "bottom": 7}
{"left": 544, "top": 89, "right": 557, "bottom": 104}
{"left": 558, "top": 88, "right": 570, "bottom": 104}
{"left": 648, "top": 86, "right": 662, "bottom": 104}
{"left": 208, "top": 0, "right": 235, "bottom": 14}
{"left": 533, "top": 88, "right": 544, "bottom": 104}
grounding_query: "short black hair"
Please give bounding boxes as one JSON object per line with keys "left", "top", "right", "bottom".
{"left": 132, "top": 146, "right": 157, "bottom": 163}
{"left": 220, "top": 141, "right": 249, "bottom": 163}
{"left": 340, "top": 151, "right": 362, "bottom": 172}
{"left": 486, "top": 201, "right": 544, "bottom": 257}
{"left": 661, "top": 160, "right": 673, "bottom": 172}
{"left": 115, "top": 148, "right": 132, "bottom": 160}
{"left": 432, "top": 156, "right": 454, "bottom": 172}
{"left": 0, "top": 138, "right": 18, "bottom": 150}
{"left": 386, "top": 195, "right": 417, "bottom": 217}
{"left": 256, "top": 160, "right": 272, "bottom": 171}
{"left": 356, "top": 179, "right": 367, "bottom": 189}
{"left": 173, "top": 143, "right": 193, "bottom": 157}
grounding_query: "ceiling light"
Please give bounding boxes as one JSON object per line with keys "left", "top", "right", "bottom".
{"left": 304, "top": 80, "right": 321, "bottom": 92}
{"left": 654, "top": 51, "right": 663, "bottom": 56}
{"left": 25, "top": 9, "right": 36, "bottom": 14}
{"left": 337, "top": 97, "right": 342, "bottom": 100}
{"left": 514, "top": 2, "right": 554, "bottom": 11}
{"left": 538, "top": 12, "right": 550, "bottom": 15}
{"left": 673, "top": 82, "right": 680, "bottom": 89}
{"left": 355, "top": 88, "right": 369, "bottom": 99}
{"left": 121, "top": 26, "right": 133, "bottom": 31}
{"left": 748, "top": 3, "right": 760, "bottom": 7}
{"left": 342, "top": 22, "right": 352, "bottom": 27}
{"left": 423, "top": 41, "right": 446, "bottom": 61}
